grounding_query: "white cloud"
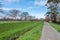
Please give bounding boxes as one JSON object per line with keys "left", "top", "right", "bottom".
{"left": 0, "top": 8, "right": 21, "bottom": 10}
{"left": 33, "top": 13, "right": 45, "bottom": 19}
{"left": 1, "top": 0, "right": 20, "bottom": 3}
{"left": 4, "top": 0, "right": 19, "bottom": 2}
{"left": 34, "top": 0, "right": 47, "bottom": 6}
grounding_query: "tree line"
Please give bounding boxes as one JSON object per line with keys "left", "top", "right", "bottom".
{"left": 0, "top": 2, "right": 40, "bottom": 21}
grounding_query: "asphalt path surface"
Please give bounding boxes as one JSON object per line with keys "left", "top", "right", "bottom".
{"left": 41, "top": 22, "right": 60, "bottom": 40}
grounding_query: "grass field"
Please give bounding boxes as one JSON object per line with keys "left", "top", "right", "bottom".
{"left": 0, "top": 21, "right": 44, "bottom": 40}
{"left": 17, "top": 21, "right": 44, "bottom": 40}
{"left": 49, "top": 22, "right": 60, "bottom": 32}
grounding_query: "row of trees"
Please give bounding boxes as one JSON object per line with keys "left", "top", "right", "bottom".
{"left": 0, "top": 2, "right": 36, "bottom": 21}
{"left": 0, "top": 9, "right": 36, "bottom": 21}
{"left": 46, "top": 0, "right": 60, "bottom": 23}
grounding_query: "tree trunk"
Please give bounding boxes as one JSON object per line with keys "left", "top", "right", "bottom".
{"left": 52, "top": 14, "right": 56, "bottom": 23}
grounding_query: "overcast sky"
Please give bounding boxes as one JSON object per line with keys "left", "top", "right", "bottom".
{"left": 0, "top": 0, "right": 48, "bottom": 19}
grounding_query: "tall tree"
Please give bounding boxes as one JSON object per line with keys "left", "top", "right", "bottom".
{"left": 20, "top": 12, "right": 29, "bottom": 20}
{"left": 8, "top": 9, "right": 20, "bottom": 20}
{"left": 46, "top": 0, "right": 60, "bottom": 22}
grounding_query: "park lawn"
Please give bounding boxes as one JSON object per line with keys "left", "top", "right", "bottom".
{"left": 0, "top": 21, "right": 39, "bottom": 40}
{"left": 17, "top": 21, "right": 44, "bottom": 40}
{"left": 49, "top": 22, "right": 60, "bottom": 32}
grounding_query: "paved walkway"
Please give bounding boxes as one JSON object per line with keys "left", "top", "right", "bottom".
{"left": 41, "top": 22, "right": 60, "bottom": 40}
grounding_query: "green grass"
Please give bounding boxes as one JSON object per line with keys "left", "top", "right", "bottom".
{"left": 17, "top": 21, "right": 44, "bottom": 40}
{"left": 0, "top": 21, "right": 39, "bottom": 40}
{"left": 0, "top": 21, "right": 43, "bottom": 40}
{"left": 49, "top": 22, "right": 60, "bottom": 32}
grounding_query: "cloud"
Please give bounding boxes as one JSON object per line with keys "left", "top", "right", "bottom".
{"left": 0, "top": 8, "right": 21, "bottom": 10}
{"left": 33, "top": 13, "right": 45, "bottom": 19}
{"left": 34, "top": 0, "right": 47, "bottom": 6}
{"left": 0, "top": 0, "right": 20, "bottom": 4}
{"left": 4, "top": 0, "right": 19, "bottom": 2}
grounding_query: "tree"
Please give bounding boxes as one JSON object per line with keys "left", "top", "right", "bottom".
{"left": 45, "top": 12, "right": 51, "bottom": 21}
{"left": 49, "top": 6, "right": 57, "bottom": 22}
{"left": 47, "top": 0, "right": 60, "bottom": 3}
{"left": 45, "top": 10, "right": 51, "bottom": 16}
{"left": 8, "top": 9, "right": 20, "bottom": 20}
{"left": 46, "top": 0, "right": 60, "bottom": 23}
{"left": 20, "top": 12, "right": 29, "bottom": 20}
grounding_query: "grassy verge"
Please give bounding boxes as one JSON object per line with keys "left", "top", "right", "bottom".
{"left": 17, "top": 21, "right": 44, "bottom": 40}
{"left": 49, "top": 22, "right": 60, "bottom": 32}
{"left": 0, "top": 21, "right": 39, "bottom": 40}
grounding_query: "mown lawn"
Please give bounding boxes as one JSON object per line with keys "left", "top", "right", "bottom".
{"left": 17, "top": 21, "right": 44, "bottom": 40}
{"left": 49, "top": 22, "right": 60, "bottom": 32}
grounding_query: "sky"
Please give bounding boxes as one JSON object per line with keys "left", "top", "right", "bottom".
{"left": 0, "top": 0, "right": 48, "bottom": 19}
